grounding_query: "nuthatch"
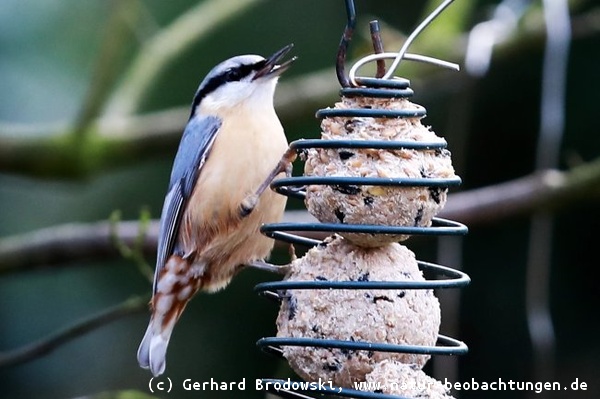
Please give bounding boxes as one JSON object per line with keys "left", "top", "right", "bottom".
{"left": 137, "top": 45, "right": 296, "bottom": 376}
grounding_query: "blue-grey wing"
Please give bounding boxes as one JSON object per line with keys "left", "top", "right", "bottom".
{"left": 153, "top": 115, "right": 222, "bottom": 294}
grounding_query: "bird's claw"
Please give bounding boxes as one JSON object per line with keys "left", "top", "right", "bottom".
{"left": 239, "top": 194, "right": 259, "bottom": 217}
{"left": 240, "top": 147, "right": 297, "bottom": 219}
{"left": 246, "top": 260, "right": 290, "bottom": 275}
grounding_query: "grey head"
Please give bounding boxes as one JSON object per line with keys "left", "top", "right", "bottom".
{"left": 190, "top": 44, "right": 295, "bottom": 118}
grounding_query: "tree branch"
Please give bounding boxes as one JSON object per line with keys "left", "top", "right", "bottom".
{"left": 1, "top": 159, "right": 599, "bottom": 273}
{"left": 0, "top": 218, "right": 158, "bottom": 274}
{"left": 443, "top": 160, "right": 600, "bottom": 224}
{"left": 0, "top": 295, "right": 149, "bottom": 368}
{"left": 0, "top": 108, "right": 186, "bottom": 177}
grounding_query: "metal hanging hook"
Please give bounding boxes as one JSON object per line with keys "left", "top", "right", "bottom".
{"left": 336, "top": 0, "right": 460, "bottom": 88}
{"left": 369, "top": 20, "right": 387, "bottom": 78}
{"left": 336, "top": 0, "right": 357, "bottom": 87}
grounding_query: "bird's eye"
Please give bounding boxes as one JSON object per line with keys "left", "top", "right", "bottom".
{"left": 224, "top": 68, "right": 242, "bottom": 82}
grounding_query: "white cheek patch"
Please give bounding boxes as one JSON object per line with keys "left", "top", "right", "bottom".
{"left": 201, "top": 81, "right": 256, "bottom": 111}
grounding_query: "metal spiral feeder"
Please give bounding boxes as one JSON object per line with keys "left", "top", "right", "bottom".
{"left": 255, "top": 1, "right": 469, "bottom": 398}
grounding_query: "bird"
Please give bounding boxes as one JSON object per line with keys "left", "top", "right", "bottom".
{"left": 137, "top": 45, "right": 296, "bottom": 377}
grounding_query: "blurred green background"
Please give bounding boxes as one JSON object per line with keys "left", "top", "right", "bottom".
{"left": 0, "top": 0, "right": 599, "bottom": 398}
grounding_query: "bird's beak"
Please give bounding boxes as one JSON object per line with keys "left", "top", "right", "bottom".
{"left": 253, "top": 44, "right": 297, "bottom": 80}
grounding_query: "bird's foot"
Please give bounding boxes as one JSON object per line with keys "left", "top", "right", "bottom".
{"left": 239, "top": 194, "right": 259, "bottom": 217}
{"left": 239, "top": 147, "right": 298, "bottom": 219}
{"left": 246, "top": 260, "right": 290, "bottom": 275}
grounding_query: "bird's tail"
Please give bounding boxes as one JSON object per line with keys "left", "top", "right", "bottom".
{"left": 137, "top": 315, "right": 174, "bottom": 377}
{"left": 137, "top": 255, "right": 196, "bottom": 376}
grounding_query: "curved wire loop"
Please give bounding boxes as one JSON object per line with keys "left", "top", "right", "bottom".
{"left": 336, "top": 0, "right": 459, "bottom": 88}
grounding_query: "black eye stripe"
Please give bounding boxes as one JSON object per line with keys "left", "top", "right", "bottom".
{"left": 224, "top": 62, "right": 263, "bottom": 82}
{"left": 224, "top": 69, "right": 242, "bottom": 81}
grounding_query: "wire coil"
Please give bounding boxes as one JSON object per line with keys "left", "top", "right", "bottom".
{"left": 255, "top": 1, "right": 468, "bottom": 398}
{"left": 255, "top": 102, "right": 469, "bottom": 399}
